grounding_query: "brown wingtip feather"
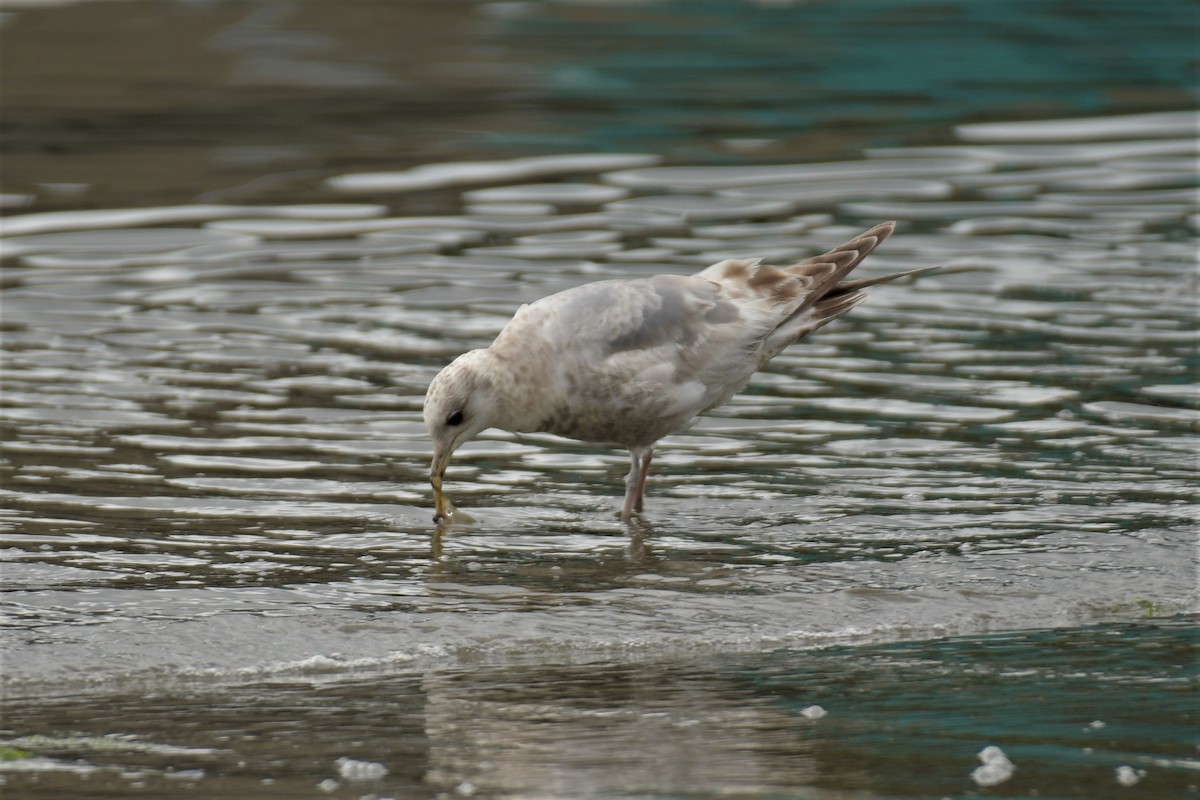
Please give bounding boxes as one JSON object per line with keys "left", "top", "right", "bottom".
{"left": 780, "top": 221, "right": 899, "bottom": 305}
{"left": 868, "top": 220, "right": 897, "bottom": 241}
{"left": 812, "top": 289, "right": 869, "bottom": 320}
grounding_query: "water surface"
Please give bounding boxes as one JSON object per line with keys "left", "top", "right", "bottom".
{"left": 3, "top": 107, "right": 1197, "bottom": 797}
{"left": 1, "top": 1, "right": 1197, "bottom": 798}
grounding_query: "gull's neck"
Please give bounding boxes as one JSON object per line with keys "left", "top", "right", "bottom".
{"left": 476, "top": 346, "right": 558, "bottom": 435}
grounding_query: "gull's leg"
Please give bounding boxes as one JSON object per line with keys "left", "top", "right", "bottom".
{"left": 633, "top": 446, "right": 654, "bottom": 513}
{"left": 621, "top": 447, "right": 648, "bottom": 521}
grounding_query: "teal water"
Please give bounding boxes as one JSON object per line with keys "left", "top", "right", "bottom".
{"left": 490, "top": 0, "right": 1199, "bottom": 155}
{"left": 1, "top": 1, "right": 1197, "bottom": 799}
{"left": 2, "top": 0, "right": 1196, "bottom": 205}
{"left": 3, "top": 621, "right": 1195, "bottom": 798}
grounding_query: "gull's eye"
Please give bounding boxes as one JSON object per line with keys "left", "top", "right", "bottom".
{"left": 446, "top": 409, "right": 465, "bottom": 427}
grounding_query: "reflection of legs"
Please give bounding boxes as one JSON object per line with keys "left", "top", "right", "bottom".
{"left": 622, "top": 446, "right": 653, "bottom": 521}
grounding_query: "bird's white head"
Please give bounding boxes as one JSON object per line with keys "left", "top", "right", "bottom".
{"left": 423, "top": 349, "right": 501, "bottom": 522}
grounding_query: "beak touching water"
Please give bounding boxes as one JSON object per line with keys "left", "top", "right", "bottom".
{"left": 430, "top": 447, "right": 452, "bottom": 523}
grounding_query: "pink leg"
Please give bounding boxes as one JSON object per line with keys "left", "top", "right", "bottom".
{"left": 621, "top": 447, "right": 653, "bottom": 522}
{"left": 633, "top": 447, "right": 654, "bottom": 513}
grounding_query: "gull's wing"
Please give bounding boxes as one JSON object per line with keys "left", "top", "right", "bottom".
{"left": 490, "top": 273, "right": 772, "bottom": 445}
{"left": 487, "top": 221, "right": 923, "bottom": 446}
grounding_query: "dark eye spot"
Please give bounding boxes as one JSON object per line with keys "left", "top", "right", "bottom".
{"left": 446, "top": 410, "right": 464, "bottom": 427}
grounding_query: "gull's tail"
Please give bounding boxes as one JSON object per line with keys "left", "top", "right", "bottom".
{"left": 760, "top": 221, "right": 936, "bottom": 361}
{"left": 828, "top": 265, "right": 941, "bottom": 295}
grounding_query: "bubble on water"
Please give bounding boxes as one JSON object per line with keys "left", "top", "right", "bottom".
{"left": 971, "top": 745, "right": 1014, "bottom": 787}
{"left": 335, "top": 757, "right": 388, "bottom": 781}
{"left": 800, "top": 705, "right": 827, "bottom": 719}
{"left": 1089, "top": 719, "right": 1107, "bottom": 729}
{"left": 1115, "top": 765, "right": 1143, "bottom": 787}
{"left": 317, "top": 777, "right": 339, "bottom": 792}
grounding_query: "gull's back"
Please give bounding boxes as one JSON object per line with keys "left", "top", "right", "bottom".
{"left": 487, "top": 221, "right": 907, "bottom": 448}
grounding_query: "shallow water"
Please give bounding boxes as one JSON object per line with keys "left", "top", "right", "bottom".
{"left": 2, "top": 1, "right": 1199, "bottom": 798}
{"left": 3, "top": 106, "right": 1197, "bottom": 797}
{"left": 4, "top": 620, "right": 1196, "bottom": 798}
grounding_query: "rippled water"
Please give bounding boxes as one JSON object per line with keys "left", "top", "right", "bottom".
{"left": 3, "top": 106, "right": 1197, "bottom": 797}
{"left": 4, "top": 620, "right": 1195, "bottom": 798}
{"left": 3, "top": 0, "right": 1199, "bottom": 795}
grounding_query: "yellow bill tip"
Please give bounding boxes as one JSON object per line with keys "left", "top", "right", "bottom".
{"left": 432, "top": 474, "right": 452, "bottom": 523}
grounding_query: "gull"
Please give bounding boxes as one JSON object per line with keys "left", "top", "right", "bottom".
{"left": 425, "top": 221, "right": 932, "bottom": 523}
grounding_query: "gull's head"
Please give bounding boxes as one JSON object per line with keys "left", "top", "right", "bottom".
{"left": 423, "top": 349, "right": 499, "bottom": 522}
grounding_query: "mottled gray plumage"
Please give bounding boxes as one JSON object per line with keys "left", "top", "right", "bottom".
{"left": 425, "top": 221, "right": 931, "bottom": 522}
